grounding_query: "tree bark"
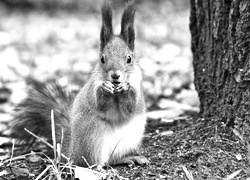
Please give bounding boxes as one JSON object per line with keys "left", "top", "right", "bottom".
{"left": 190, "top": 0, "right": 250, "bottom": 127}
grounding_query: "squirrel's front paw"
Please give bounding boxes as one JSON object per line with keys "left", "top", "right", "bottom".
{"left": 101, "top": 81, "right": 115, "bottom": 94}
{"left": 114, "top": 82, "right": 130, "bottom": 94}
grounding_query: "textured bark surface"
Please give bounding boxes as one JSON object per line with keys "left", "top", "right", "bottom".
{"left": 190, "top": 0, "right": 250, "bottom": 127}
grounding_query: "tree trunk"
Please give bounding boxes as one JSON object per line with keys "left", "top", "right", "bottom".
{"left": 190, "top": 0, "right": 250, "bottom": 127}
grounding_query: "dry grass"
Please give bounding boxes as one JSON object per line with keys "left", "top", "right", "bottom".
{"left": 0, "top": 109, "right": 125, "bottom": 180}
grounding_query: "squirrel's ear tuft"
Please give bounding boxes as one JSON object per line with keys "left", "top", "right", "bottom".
{"left": 120, "top": 0, "right": 136, "bottom": 51}
{"left": 100, "top": 0, "right": 113, "bottom": 50}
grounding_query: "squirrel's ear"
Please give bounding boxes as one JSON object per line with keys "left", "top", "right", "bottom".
{"left": 100, "top": 0, "right": 113, "bottom": 50}
{"left": 120, "top": 1, "right": 136, "bottom": 51}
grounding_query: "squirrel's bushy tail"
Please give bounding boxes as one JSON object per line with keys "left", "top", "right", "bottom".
{"left": 10, "top": 79, "right": 74, "bottom": 147}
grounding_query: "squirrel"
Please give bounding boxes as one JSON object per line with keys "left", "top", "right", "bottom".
{"left": 10, "top": 1, "right": 149, "bottom": 168}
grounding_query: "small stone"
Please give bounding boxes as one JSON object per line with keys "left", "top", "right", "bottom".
{"left": 160, "top": 131, "right": 174, "bottom": 136}
{"left": 235, "top": 154, "right": 242, "bottom": 160}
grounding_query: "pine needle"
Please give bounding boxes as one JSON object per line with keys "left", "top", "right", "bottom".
{"left": 223, "top": 169, "right": 242, "bottom": 180}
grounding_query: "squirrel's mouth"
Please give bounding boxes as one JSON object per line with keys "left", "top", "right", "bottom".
{"left": 112, "top": 81, "right": 121, "bottom": 85}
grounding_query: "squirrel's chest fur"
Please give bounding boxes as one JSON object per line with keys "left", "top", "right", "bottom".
{"left": 101, "top": 114, "right": 146, "bottom": 164}
{"left": 100, "top": 96, "right": 131, "bottom": 123}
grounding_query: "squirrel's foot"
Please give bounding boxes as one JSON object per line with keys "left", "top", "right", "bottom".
{"left": 119, "top": 155, "right": 150, "bottom": 166}
{"left": 114, "top": 82, "right": 130, "bottom": 94}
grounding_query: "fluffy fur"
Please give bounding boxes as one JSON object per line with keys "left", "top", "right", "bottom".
{"left": 120, "top": 0, "right": 136, "bottom": 50}
{"left": 11, "top": 0, "right": 147, "bottom": 167}
{"left": 100, "top": 0, "right": 113, "bottom": 50}
{"left": 11, "top": 80, "right": 73, "bottom": 147}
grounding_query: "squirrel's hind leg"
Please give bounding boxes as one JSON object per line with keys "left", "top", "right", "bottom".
{"left": 121, "top": 155, "right": 150, "bottom": 166}
{"left": 111, "top": 155, "right": 150, "bottom": 166}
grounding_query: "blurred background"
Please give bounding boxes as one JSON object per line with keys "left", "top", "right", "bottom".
{"left": 0, "top": 0, "right": 199, "bottom": 122}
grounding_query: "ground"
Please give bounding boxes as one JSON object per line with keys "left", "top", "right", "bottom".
{"left": 0, "top": 0, "right": 249, "bottom": 179}
{"left": 118, "top": 116, "right": 250, "bottom": 179}
{"left": 1, "top": 114, "right": 249, "bottom": 179}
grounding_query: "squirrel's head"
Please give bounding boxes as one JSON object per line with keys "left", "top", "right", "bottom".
{"left": 99, "top": 0, "right": 137, "bottom": 84}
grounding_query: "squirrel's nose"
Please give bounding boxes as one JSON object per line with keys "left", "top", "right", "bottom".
{"left": 111, "top": 73, "right": 120, "bottom": 80}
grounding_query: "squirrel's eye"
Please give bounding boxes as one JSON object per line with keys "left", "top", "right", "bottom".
{"left": 101, "top": 55, "right": 105, "bottom": 64}
{"left": 127, "top": 55, "right": 132, "bottom": 64}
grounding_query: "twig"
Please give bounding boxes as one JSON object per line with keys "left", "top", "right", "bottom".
{"left": 9, "top": 139, "right": 15, "bottom": 166}
{"left": 24, "top": 128, "right": 68, "bottom": 160}
{"left": 182, "top": 165, "right": 194, "bottom": 180}
{"left": 51, "top": 109, "right": 57, "bottom": 160}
